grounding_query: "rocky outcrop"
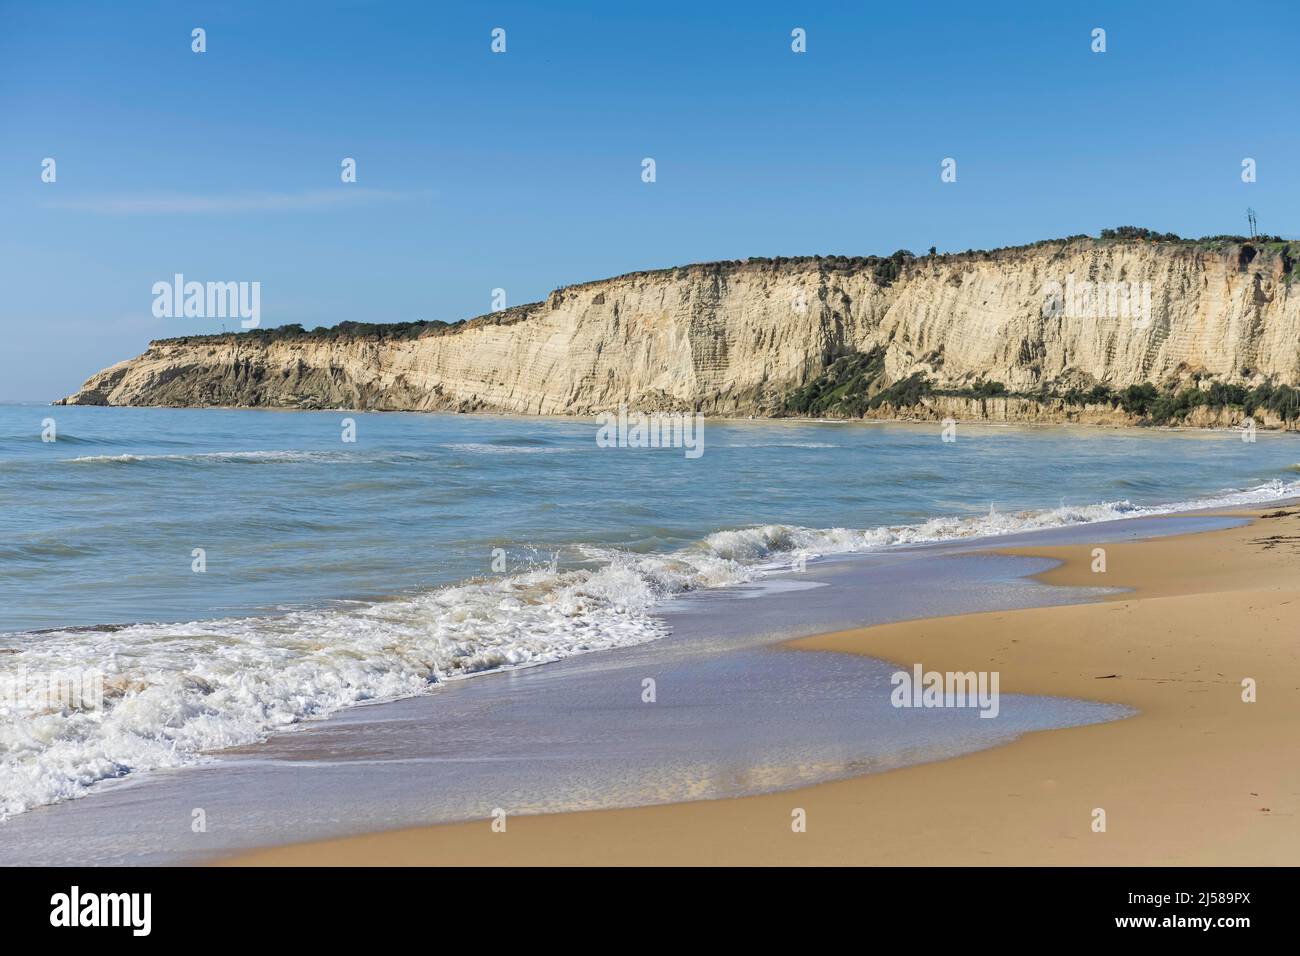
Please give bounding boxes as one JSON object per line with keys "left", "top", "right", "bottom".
{"left": 59, "top": 238, "right": 1300, "bottom": 425}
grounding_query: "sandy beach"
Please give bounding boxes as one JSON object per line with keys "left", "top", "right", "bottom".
{"left": 221, "top": 505, "right": 1300, "bottom": 866}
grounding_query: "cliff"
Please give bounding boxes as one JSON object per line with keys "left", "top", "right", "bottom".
{"left": 59, "top": 237, "right": 1300, "bottom": 427}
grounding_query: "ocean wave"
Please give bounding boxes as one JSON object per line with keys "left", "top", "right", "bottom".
{"left": 442, "top": 442, "right": 572, "bottom": 455}
{"left": 65, "top": 449, "right": 420, "bottom": 466}
{"left": 721, "top": 441, "right": 839, "bottom": 449}
{"left": 2, "top": 477, "right": 1297, "bottom": 819}
{"left": 681, "top": 478, "right": 1300, "bottom": 566}
{"left": 0, "top": 563, "right": 670, "bottom": 819}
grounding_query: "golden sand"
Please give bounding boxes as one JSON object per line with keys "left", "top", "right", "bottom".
{"left": 223, "top": 508, "right": 1300, "bottom": 865}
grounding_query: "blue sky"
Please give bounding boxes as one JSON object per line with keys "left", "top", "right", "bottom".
{"left": 1, "top": 0, "right": 1296, "bottom": 400}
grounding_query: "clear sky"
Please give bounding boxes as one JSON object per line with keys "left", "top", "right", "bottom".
{"left": 1, "top": 0, "right": 1296, "bottom": 400}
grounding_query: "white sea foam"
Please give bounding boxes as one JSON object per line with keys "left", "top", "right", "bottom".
{"left": 721, "top": 441, "right": 839, "bottom": 449}
{"left": 442, "top": 442, "right": 571, "bottom": 455}
{"left": 2, "top": 477, "right": 1297, "bottom": 819}
{"left": 65, "top": 449, "right": 444, "bottom": 466}
{"left": 68, "top": 450, "right": 357, "bottom": 464}
{"left": 0, "top": 565, "right": 669, "bottom": 819}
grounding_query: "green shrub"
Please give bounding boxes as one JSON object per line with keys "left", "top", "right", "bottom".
{"left": 1118, "top": 382, "right": 1160, "bottom": 415}
{"left": 1148, "top": 388, "right": 1207, "bottom": 424}
{"left": 783, "top": 348, "right": 887, "bottom": 416}
{"left": 866, "top": 373, "right": 931, "bottom": 410}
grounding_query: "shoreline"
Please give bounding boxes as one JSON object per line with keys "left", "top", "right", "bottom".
{"left": 224, "top": 505, "right": 1300, "bottom": 865}
{"left": 42, "top": 399, "right": 1298, "bottom": 433}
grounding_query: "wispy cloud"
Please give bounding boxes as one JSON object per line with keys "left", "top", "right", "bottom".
{"left": 44, "top": 188, "right": 431, "bottom": 215}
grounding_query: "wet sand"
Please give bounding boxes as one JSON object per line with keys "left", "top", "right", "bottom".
{"left": 225, "top": 506, "right": 1300, "bottom": 865}
{"left": 2, "top": 533, "right": 1133, "bottom": 865}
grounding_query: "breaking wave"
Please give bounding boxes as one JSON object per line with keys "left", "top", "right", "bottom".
{"left": 2, "top": 477, "right": 1297, "bottom": 819}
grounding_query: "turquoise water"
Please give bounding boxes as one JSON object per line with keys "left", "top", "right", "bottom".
{"left": 4, "top": 404, "right": 1297, "bottom": 631}
{"left": 1, "top": 402, "right": 1298, "bottom": 819}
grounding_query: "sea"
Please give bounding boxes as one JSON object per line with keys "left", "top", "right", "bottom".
{"left": 1, "top": 402, "right": 1297, "bottom": 858}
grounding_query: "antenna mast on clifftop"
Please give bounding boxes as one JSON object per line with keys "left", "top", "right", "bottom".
{"left": 1247, "top": 208, "right": 1257, "bottom": 239}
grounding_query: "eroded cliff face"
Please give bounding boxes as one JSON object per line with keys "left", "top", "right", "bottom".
{"left": 60, "top": 239, "right": 1300, "bottom": 422}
